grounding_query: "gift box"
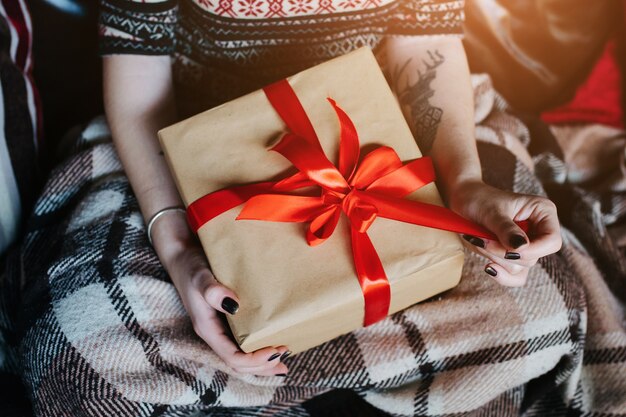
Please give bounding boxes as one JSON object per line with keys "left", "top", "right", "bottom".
{"left": 158, "top": 47, "right": 482, "bottom": 354}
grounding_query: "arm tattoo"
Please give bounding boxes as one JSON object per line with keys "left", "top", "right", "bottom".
{"left": 393, "top": 50, "right": 445, "bottom": 154}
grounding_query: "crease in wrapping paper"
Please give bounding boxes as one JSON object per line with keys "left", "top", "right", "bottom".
{"left": 158, "top": 47, "right": 465, "bottom": 353}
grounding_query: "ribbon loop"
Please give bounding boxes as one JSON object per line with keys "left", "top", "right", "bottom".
{"left": 350, "top": 146, "right": 403, "bottom": 189}
{"left": 264, "top": 80, "right": 321, "bottom": 149}
{"left": 306, "top": 207, "right": 341, "bottom": 246}
{"left": 366, "top": 157, "right": 436, "bottom": 197}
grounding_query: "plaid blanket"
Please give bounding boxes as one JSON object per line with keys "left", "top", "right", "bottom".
{"left": 1, "top": 75, "right": 625, "bottom": 416}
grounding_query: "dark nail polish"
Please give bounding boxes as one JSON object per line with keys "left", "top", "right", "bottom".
{"left": 221, "top": 297, "right": 239, "bottom": 315}
{"left": 484, "top": 266, "right": 498, "bottom": 277}
{"left": 504, "top": 252, "right": 521, "bottom": 260}
{"left": 509, "top": 234, "right": 527, "bottom": 249}
{"left": 276, "top": 373, "right": 287, "bottom": 377}
{"left": 268, "top": 353, "right": 281, "bottom": 361}
{"left": 462, "top": 234, "right": 485, "bottom": 248}
{"left": 280, "top": 351, "right": 292, "bottom": 361}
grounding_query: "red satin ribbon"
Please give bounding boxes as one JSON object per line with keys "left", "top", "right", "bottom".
{"left": 187, "top": 80, "right": 513, "bottom": 326}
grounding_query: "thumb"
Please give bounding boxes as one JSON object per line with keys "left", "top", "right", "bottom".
{"left": 482, "top": 213, "right": 529, "bottom": 251}
{"left": 200, "top": 271, "right": 241, "bottom": 315}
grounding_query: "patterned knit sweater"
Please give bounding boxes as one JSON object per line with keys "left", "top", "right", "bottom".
{"left": 99, "top": 0, "right": 464, "bottom": 117}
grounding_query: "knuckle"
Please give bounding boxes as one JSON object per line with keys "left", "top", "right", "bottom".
{"left": 544, "top": 199, "right": 557, "bottom": 211}
{"left": 190, "top": 270, "right": 218, "bottom": 293}
{"left": 495, "top": 216, "right": 512, "bottom": 230}
{"left": 205, "top": 280, "right": 222, "bottom": 294}
{"left": 189, "top": 270, "right": 209, "bottom": 289}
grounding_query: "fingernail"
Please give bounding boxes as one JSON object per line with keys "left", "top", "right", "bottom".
{"left": 280, "top": 351, "right": 292, "bottom": 361}
{"left": 509, "top": 234, "right": 527, "bottom": 249}
{"left": 504, "top": 251, "right": 521, "bottom": 260}
{"left": 276, "top": 373, "right": 287, "bottom": 377}
{"left": 484, "top": 266, "right": 498, "bottom": 277}
{"left": 268, "top": 353, "right": 281, "bottom": 361}
{"left": 462, "top": 234, "right": 485, "bottom": 248}
{"left": 221, "top": 297, "right": 239, "bottom": 315}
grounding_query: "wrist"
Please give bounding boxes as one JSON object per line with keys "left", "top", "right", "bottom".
{"left": 445, "top": 177, "right": 485, "bottom": 213}
{"left": 429, "top": 148, "right": 482, "bottom": 207}
{"left": 149, "top": 208, "right": 195, "bottom": 267}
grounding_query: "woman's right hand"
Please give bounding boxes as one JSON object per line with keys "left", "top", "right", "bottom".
{"left": 151, "top": 209, "right": 291, "bottom": 376}
{"left": 103, "top": 54, "right": 289, "bottom": 375}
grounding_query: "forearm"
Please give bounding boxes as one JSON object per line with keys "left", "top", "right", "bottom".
{"left": 385, "top": 36, "right": 482, "bottom": 204}
{"left": 103, "top": 55, "right": 192, "bottom": 262}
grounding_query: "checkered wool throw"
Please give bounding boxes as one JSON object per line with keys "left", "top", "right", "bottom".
{"left": 1, "top": 75, "right": 624, "bottom": 416}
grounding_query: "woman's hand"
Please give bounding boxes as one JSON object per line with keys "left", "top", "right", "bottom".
{"left": 151, "top": 210, "right": 290, "bottom": 376}
{"left": 103, "top": 55, "right": 290, "bottom": 376}
{"left": 449, "top": 180, "right": 562, "bottom": 286}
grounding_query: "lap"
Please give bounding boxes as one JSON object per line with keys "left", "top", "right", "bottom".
{"left": 13, "top": 129, "right": 585, "bottom": 416}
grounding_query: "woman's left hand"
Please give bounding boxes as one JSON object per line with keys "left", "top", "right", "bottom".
{"left": 448, "top": 180, "right": 563, "bottom": 286}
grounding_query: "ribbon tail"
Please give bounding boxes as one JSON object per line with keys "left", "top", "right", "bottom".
{"left": 263, "top": 80, "right": 322, "bottom": 150}
{"left": 359, "top": 191, "right": 497, "bottom": 240}
{"left": 327, "top": 98, "right": 360, "bottom": 180}
{"left": 307, "top": 207, "right": 341, "bottom": 246}
{"left": 351, "top": 228, "right": 391, "bottom": 326}
{"left": 350, "top": 146, "right": 403, "bottom": 189}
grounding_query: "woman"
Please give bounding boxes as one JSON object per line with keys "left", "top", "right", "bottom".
{"left": 100, "top": 0, "right": 561, "bottom": 378}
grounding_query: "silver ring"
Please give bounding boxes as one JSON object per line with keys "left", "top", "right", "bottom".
{"left": 146, "top": 206, "right": 187, "bottom": 246}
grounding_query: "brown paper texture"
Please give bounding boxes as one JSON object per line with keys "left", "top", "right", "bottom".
{"left": 159, "top": 47, "right": 465, "bottom": 354}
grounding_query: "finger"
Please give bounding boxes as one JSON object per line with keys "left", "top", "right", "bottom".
{"left": 247, "top": 363, "right": 289, "bottom": 377}
{"left": 185, "top": 282, "right": 293, "bottom": 370}
{"left": 517, "top": 203, "right": 562, "bottom": 260}
{"left": 462, "top": 235, "right": 536, "bottom": 270}
{"left": 479, "top": 212, "right": 529, "bottom": 252}
{"left": 183, "top": 289, "right": 252, "bottom": 360}
{"left": 228, "top": 345, "right": 292, "bottom": 370}
{"left": 195, "top": 315, "right": 288, "bottom": 372}
{"left": 478, "top": 249, "right": 536, "bottom": 275}
{"left": 462, "top": 234, "right": 517, "bottom": 259}
{"left": 195, "top": 310, "right": 287, "bottom": 369}
{"left": 235, "top": 366, "right": 289, "bottom": 377}
{"left": 208, "top": 330, "right": 291, "bottom": 371}
{"left": 231, "top": 357, "right": 289, "bottom": 376}
{"left": 483, "top": 262, "right": 529, "bottom": 287}
{"left": 190, "top": 269, "right": 241, "bottom": 316}
{"left": 181, "top": 246, "right": 242, "bottom": 316}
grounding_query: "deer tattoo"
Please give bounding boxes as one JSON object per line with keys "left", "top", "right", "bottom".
{"left": 393, "top": 50, "right": 445, "bottom": 154}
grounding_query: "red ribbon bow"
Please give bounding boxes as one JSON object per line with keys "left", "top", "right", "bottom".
{"left": 187, "top": 79, "right": 500, "bottom": 326}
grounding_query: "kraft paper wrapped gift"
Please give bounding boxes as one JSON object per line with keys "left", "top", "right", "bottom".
{"left": 158, "top": 47, "right": 468, "bottom": 354}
